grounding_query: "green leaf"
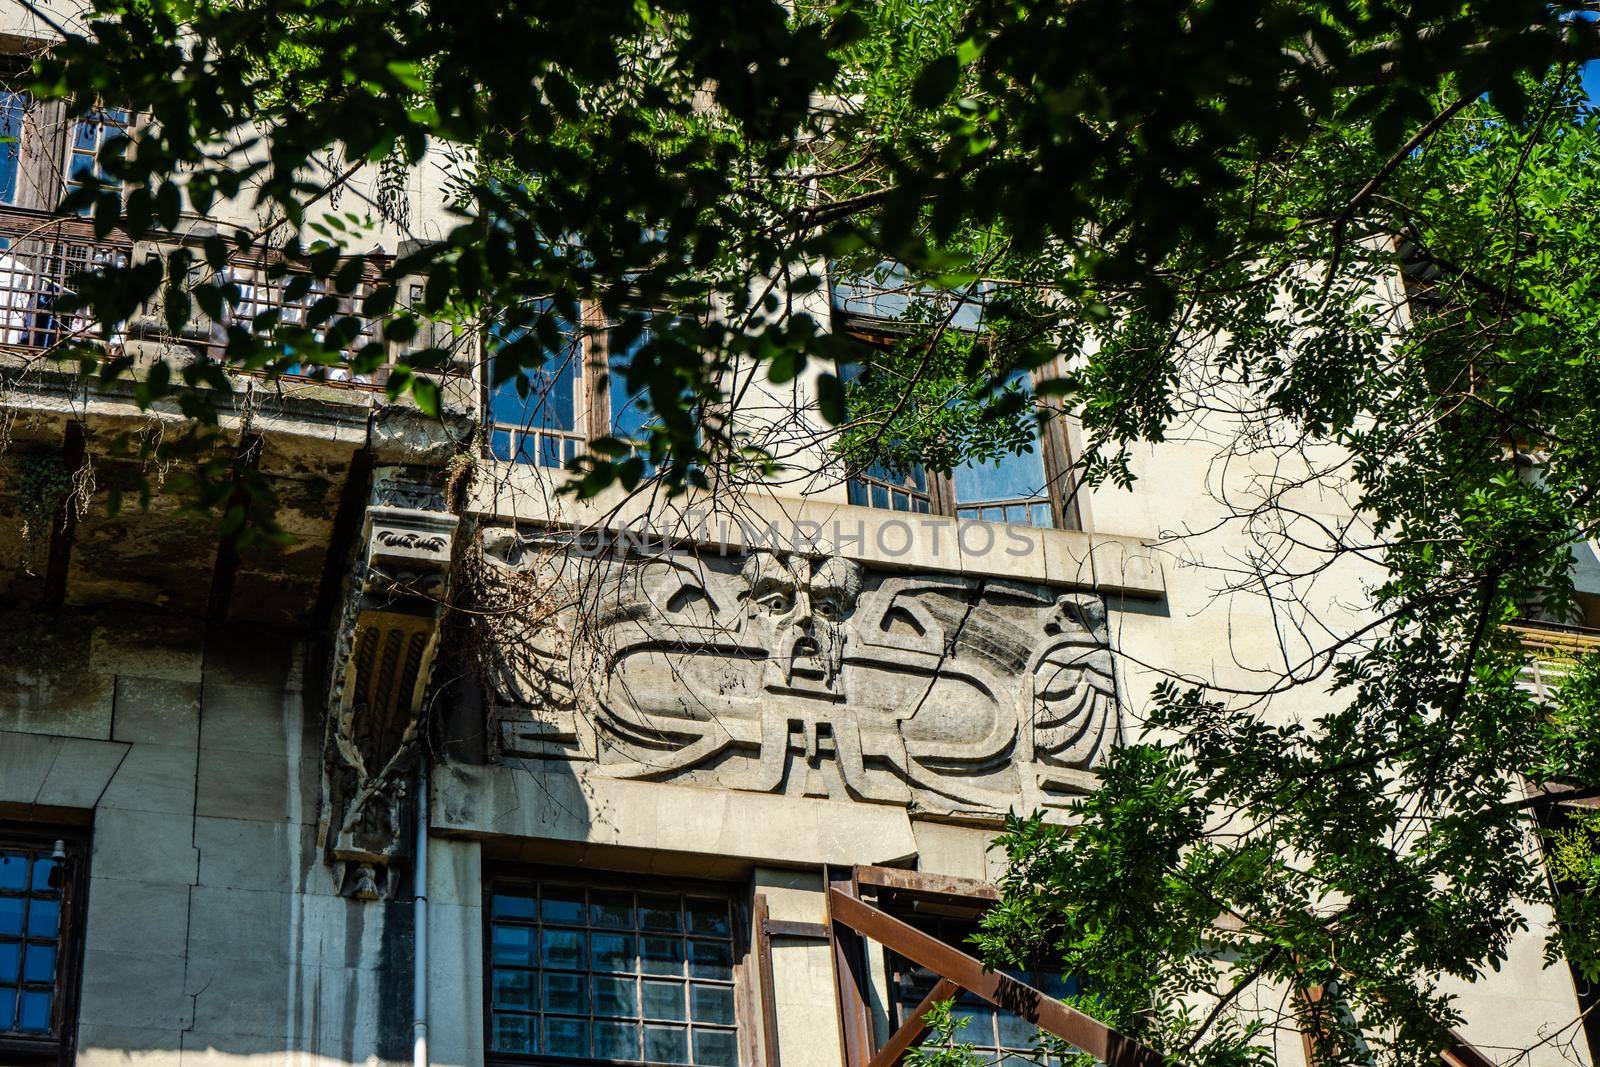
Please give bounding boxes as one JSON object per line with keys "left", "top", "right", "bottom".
{"left": 411, "top": 375, "right": 441, "bottom": 416}
{"left": 911, "top": 55, "right": 960, "bottom": 109}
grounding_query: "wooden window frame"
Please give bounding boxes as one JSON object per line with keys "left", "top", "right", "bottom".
{"left": 838, "top": 320, "right": 1084, "bottom": 531}
{"left": 483, "top": 302, "right": 676, "bottom": 471}
{"left": 0, "top": 821, "right": 90, "bottom": 1067}
{"left": 483, "top": 862, "right": 756, "bottom": 1067}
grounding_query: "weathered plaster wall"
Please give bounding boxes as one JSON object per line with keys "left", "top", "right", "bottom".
{"left": 0, "top": 611, "right": 417, "bottom": 1067}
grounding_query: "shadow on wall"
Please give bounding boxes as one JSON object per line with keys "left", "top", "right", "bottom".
{"left": 0, "top": 608, "right": 587, "bottom": 1067}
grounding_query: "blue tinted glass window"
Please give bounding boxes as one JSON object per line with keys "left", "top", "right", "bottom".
{"left": 952, "top": 372, "right": 1053, "bottom": 527}
{"left": 485, "top": 303, "right": 583, "bottom": 467}
{"left": 0, "top": 93, "right": 25, "bottom": 206}
{"left": 607, "top": 325, "right": 656, "bottom": 443}
{"left": 841, "top": 359, "right": 932, "bottom": 512}
{"left": 65, "top": 108, "right": 129, "bottom": 213}
{"left": 1, "top": 836, "right": 77, "bottom": 1043}
{"left": 487, "top": 878, "right": 738, "bottom": 1064}
{"left": 891, "top": 914, "right": 1083, "bottom": 1061}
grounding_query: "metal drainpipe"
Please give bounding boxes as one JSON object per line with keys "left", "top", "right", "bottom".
{"left": 414, "top": 757, "right": 430, "bottom": 1067}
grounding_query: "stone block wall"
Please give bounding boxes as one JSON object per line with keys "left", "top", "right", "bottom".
{"left": 0, "top": 611, "right": 414, "bottom": 1067}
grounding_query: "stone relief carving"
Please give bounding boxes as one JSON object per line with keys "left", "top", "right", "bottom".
{"left": 320, "top": 484, "right": 458, "bottom": 899}
{"left": 484, "top": 535, "right": 1119, "bottom": 816}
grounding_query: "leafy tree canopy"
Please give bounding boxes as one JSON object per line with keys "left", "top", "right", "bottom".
{"left": 24, "top": 1, "right": 1600, "bottom": 1065}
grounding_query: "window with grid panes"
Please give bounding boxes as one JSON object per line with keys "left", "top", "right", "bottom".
{"left": 0, "top": 827, "right": 86, "bottom": 1064}
{"left": 0, "top": 92, "right": 25, "bottom": 206}
{"left": 486, "top": 302, "right": 586, "bottom": 468}
{"left": 885, "top": 914, "right": 1079, "bottom": 1067}
{"left": 487, "top": 873, "right": 742, "bottom": 1067}
{"left": 64, "top": 108, "right": 129, "bottom": 211}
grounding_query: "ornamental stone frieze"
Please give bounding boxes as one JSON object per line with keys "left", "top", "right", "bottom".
{"left": 479, "top": 530, "right": 1120, "bottom": 818}
{"left": 319, "top": 465, "right": 459, "bottom": 900}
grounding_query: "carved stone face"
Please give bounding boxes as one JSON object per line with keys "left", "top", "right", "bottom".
{"left": 741, "top": 553, "right": 862, "bottom": 695}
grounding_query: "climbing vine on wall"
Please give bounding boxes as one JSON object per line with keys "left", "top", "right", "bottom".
{"left": 16, "top": 451, "right": 72, "bottom": 563}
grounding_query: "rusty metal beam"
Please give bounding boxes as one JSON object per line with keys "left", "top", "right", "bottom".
{"left": 854, "top": 865, "right": 1000, "bottom": 903}
{"left": 826, "top": 888, "right": 1167, "bottom": 1067}
{"left": 1298, "top": 984, "right": 1329, "bottom": 1067}
{"left": 867, "top": 977, "right": 959, "bottom": 1067}
{"left": 1439, "top": 1028, "right": 1498, "bottom": 1067}
{"left": 754, "top": 894, "right": 782, "bottom": 1067}
{"left": 827, "top": 867, "right": 877, "bottom": 1067}
{"left": 767, "top": 919, "right": 829, "bottom": 940}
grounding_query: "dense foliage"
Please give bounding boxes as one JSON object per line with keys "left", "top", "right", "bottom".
{"left": 25, "top": 1, "right": 1600, "bottom": 1065}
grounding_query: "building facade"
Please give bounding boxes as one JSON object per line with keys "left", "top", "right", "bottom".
{"left": 0, "top": 4, "right": 1595, "bottom": 1067}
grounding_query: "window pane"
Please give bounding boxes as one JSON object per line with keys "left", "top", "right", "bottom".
{"left": 492, "top": 892, "right": 535, "bottom": 921}
{"left": 641, "top": 936, "right": 684, "bottom": 975}
{"left": 0, "top": 941, "right": 17, "bottom": 982}
{"left": 592, "top": 932, "right": 636, "bottom": 972}
{"left": 491, "top": 924, "right": 534, "bottom": 967}
{"left": 486, "top": 305, "right": 582, "bottom": 456}
{"left": 0, "top": 853, "right": 23, "bottom": 891}
{"left": 541, "top": 887, "right": 586, "bottom": 926}
{"left": 694, "top": 1028, "right": 739, "bottom": 1067}
{"left": 642, "top": 978, "right": 686, "bottom": 1021}
{"left": 28, "top": 898, "right": 59, "bottom": 938}
{"left": 542, "top": 928, "right": 586, "bottom": 969}
{"left": 953, "top": 1005, "right": 996, "bottom": 1046}
{"left": 545, "top": 1016, "right": 589, "bottom": 1058}
{"left": 493, "top": 969, "right": 535, "bottom": 1012}
{"left": 0, "top": 988, "right": 12, "bottom": 1032}
{"left": 0, "top": 897, "right": 21, "bottom": 937}
{"left": 690, "top": 984, "right": 735, "bottom": 1025}
{"left": 591, "top": 891, "right": 634, "bottom": 929}
{"left": 953, "top": 447, "right": 1048, "bottom": 504}
{"left": 639, "top": 895, "right": 682, "bottom": 931}
{"left": 595, "top": 975, "right": 638, "bottom": 1017}
{"left": 487, "top": 876, "right": 736, "bottom": 1063}
{"left": 685, "top": 899, "right": 729, "bottom": 937}
{"left": 645, "top": 1023, "right": 690, "bottom": 1065}
{"left": 0, "top": 94, "right": 22, "bottom": 206}
{"left": 688, "top": 940, "right": 732, "bottom": 981}
{"left": 17, "top": 988, "right": 49, "bottom": 1033}
{"left": 492, "top": 1013, "right": 536, "bottom": 1054}
{"left": 998, "top": 1012, "right": 1040, "bottom": 1049}
{"left": 21, "top": 944, "right": 54, "bottom": 984}
{"left": 543, "top": 972, "right": 587, "bottom": 1013}
{"left": 608, "top": 326, "right": 656, "bottom": 443}
{"left": 596, "top": 1019, "right": 641, "bottom": 1060}
{"left": 29, "top": 860, "right": 56, "bottom": 894}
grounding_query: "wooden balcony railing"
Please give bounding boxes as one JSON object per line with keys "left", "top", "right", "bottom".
{"left": 0, "top": 207, "right": 132, "bottom": 354}
{"left": 955, "top": 494, "right": 1053, "bottom": 527}
{"left": 0, "top": 205, "right": 395, "bottom": 391}
{"left": 1510, "top": 618, "right": 1600, "bottom": 699}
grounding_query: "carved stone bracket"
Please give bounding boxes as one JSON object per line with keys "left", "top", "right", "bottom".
{"left": 319, "top": 469, "right": 459, "bottom": 900}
